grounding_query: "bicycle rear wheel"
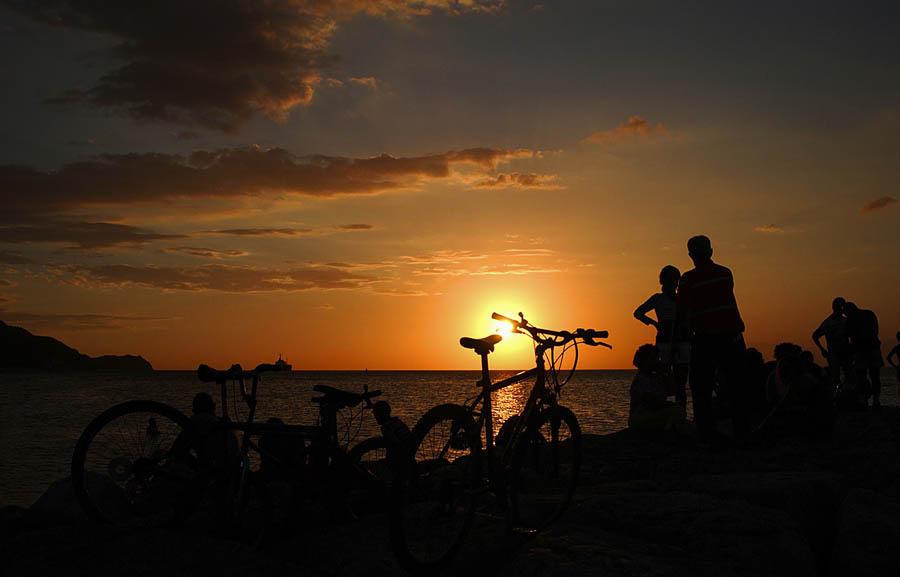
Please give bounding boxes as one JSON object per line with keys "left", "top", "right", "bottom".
{"left": 72, "top": 400, "right": 199, "bottom": 529}
{"left": 509, "top": 404, "right": 581, "bottom": 531}
{"left": 390, "top": 403, "right": 481, "bottom": 571}
{"left": 350, "top": 436, "right": 390, "bottom": 483}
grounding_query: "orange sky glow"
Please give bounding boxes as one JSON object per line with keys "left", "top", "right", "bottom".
{"left": 0, "top": 1, "right": 897, "bottom": 369}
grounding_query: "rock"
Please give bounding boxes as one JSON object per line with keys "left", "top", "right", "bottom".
{"left": 831, "top": 488, "right": 900, "bottom": 577}
{"left": 29, "top": 473, "right": 128, "bottom": 521}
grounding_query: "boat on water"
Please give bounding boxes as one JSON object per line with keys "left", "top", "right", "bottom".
{"left": 274, "top": 354, "right": 292, "bottom": 371}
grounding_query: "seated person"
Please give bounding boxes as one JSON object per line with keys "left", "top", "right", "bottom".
{"left": 188, "top": 392, "right": 239, "bottom": 474}
{"left": 372, "top": 400, "right": 413, "bottom": 473}
{"left": 259, "top": 417, "right": 306, "bottom": 480}
{"left": 628, "top": 344, "right": 686, "bottom": 433}
{"left": 764, "top": 344, "right": 834, "bottom": 437}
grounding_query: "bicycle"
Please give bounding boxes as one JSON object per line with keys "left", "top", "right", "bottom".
{"left": 390, "top": 311, "right": 611, "bottom": 570}
{"left": 71, "top": 362, "right": 396, "bottom": 542}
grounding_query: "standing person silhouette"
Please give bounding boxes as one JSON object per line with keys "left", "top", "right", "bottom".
{"left": 844, "top": 302, "right": 884, "bottom": 408}
{"left": 812, "top": 297, "right": 851, "bottom": 390}
{"left": 633, "top": 265, "right": 690, "bottom": 408}
{"left": 677, "top": 235, "right": 748, "bottom": 441}
{"left": 887, "top": 331, "right": 900, "bottom": 388}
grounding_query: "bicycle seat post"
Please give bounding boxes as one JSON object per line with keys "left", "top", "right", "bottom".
{"left": 479, "top": 351, "right": 496, "bottom": 471}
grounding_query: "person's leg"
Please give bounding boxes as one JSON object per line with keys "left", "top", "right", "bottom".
{"left": 675, "top": 363, "right": 688, "bottom": 409}
{"left": 869, "top": 363, "right": 881, "bottom": 406}
{"left": 826, "top": 354, "right": 840, "bottom": 389}
{"left": 689, "top": 337, "right": 716, "bottom": 441}
{"left": 718, "top": 334, "right": 749, "bottom": 439}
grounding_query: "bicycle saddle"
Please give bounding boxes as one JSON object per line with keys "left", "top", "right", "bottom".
{"left": 459, "top": 334, "right": 503, "bottom": 355}
{"left": 311, "top": 385, "right": 363, "bottom": 409}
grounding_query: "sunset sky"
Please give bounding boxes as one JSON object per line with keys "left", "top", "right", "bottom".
{"left": 1, "top": 0, "right": 897, "bottom": 370}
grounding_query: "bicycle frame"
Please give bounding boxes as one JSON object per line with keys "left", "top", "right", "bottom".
{"left": 461, "top": 345, "right": 562, "bottom": 478}
{"left": 210, "top": 369, "right": 374, "bottom": 508}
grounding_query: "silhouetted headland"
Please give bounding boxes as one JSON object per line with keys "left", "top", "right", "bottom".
{"left": 0, "top": 321, "right": 152, "bottom": 372}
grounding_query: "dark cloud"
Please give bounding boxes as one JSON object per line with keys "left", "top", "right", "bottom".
{"left": 0, "top": 221, "right": 184, "bottom": 249}
{"left": 335, "top": 223, "right": 374, "bottom": 230}
{"left": 202, "top": 228, "right": 314, "bottom": 237}
{"left": 474, "top": 172, "right": 559, "bottom": 189}
{"left": 0, "top": 250, "right": 31, "bottom": 264}
{"left": 9, "top": 1, "right": 503, "bottom": 131}
{"left": 583, "top": 116, "right": 669, "bottom": 143}
{"left": 860, "top": 196, "right": 897, "bottom": 213}
{"left": 162, "top": 246, "right": 249, "bottom": 259}
{"left": 59, "top": 263, "right": 376, "bottom": 292}
{"left": 0, "top": 147, "right": 536, "bottom": 219}
{"left": 0, "top": 311, "right": 171, "bottom": 330}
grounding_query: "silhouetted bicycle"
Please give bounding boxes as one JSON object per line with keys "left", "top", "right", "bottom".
{"left": 390, "top": 312, "right": 611, "bottom": 570}
{"left": 72, "top": 362, "right": 393, "bottom": 542}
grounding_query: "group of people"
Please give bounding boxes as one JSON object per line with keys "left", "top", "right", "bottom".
{"left": 627, "top": 234, "right": 897, "bottom": 443}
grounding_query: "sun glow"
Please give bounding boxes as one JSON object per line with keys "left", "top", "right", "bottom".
{"left": 493, "top": 319, "right": 515, "bottom": 338}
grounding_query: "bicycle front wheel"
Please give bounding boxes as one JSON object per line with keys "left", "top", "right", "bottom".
{"left": 509, "top": 404, "right": 582, "bottom": 531}
{"left": 71, "top": 400, "right": 199, "bottom": 529}
{"left": 390, "top": 403, "right": 482, "bottom": 571}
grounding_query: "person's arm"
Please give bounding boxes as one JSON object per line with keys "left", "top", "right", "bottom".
{"left": 633, "top": 295, "right": 659, "bottom": 328}
{"left": 888, "top": 346, "right": 900, "bottom": 369}
{"left": 812, "top": 321, "right": 828, "bottom": 356}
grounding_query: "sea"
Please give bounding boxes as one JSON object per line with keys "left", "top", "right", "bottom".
{"left": 1, "top": 368, "right": 896, "bottom": 508}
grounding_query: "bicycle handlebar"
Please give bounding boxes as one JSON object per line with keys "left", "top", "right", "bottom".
{"left": 491, "top": 311, "right": 612, "bottom": 349}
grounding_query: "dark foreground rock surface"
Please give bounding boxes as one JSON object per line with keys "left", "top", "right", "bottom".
{"left": 5, "top": 408, "right": 900, "bottom": 576}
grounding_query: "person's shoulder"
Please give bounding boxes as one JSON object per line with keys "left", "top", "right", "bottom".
{"left": 711, "top": 261, "right": 733, "bottom": 275}
{"left": 679, "top": 268, "right": 699, "bottom": 283}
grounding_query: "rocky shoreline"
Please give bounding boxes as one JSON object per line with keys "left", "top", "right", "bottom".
{"left": 4, "top": 408, "right": 900, "bottom": 576}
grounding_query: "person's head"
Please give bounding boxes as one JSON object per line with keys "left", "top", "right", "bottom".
{"left": 773, "top": 342, "right": 802, "bottom": 361}
{"left": 192, "top": 391, "right": 215, "bottom": 415}
{"left": 800, "top": 350, "right": 815, "bottom": 367}
{"left": 372, "top": 400, "right": 392, "bottom": 425}
{"left": 831, "top": 297, "right": 845, "bottom": 314}
{"left": 659, "top": 265, "right": 681, "bottom": 292}
{"left": 632, "top": 343, "right": 660, "bottom": 372}
{"left": 843, "top": 301, "right": 858, "bottom": 316}
{"left": 687, "top": 235, "right": 713, "bottom": 265}
{"left": 745, "top": 347, "right": 764, "bottom": 368}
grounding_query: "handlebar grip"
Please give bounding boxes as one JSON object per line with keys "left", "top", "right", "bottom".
{"left": 594, "top": 330, "right": 609, "bottom": 339}
{"left": 364, "top": 389, "right": 383, "bottom": 399}
{"left": 492, "top": 312, "right": 517, "bottom": 324}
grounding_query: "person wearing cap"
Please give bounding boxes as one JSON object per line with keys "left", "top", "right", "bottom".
{"left": 677, "top": 235, "right": 748, "bottom": 441}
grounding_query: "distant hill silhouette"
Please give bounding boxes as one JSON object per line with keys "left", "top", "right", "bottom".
{"left": 0, "top": 320, "right": 152, "bottom": 371}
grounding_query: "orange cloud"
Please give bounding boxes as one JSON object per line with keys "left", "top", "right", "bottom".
{"left": 347, "top": 76, "right": 379, "bottom": 89}
{"left": 753, "top": 224, "right": 785, "bottom": 234}
{"left": 162, "top": 247, "right": 250, "bottom": 259}
{"left": 474, "top": 172, "right": 560, "bottom": 189}
{"left": 57, "top": 263, "right": 378, "bottom": 293}
{"left": 583, "top": 116, "right": 669, "bottom": 143}
{"left": 860, "top": 196, "right": 897, "bottom": 213}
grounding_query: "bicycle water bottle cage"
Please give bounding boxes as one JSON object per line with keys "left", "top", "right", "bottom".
{"left": 459, "top": 334, "right": 503, "bottom": 355}
{"left": 310, "top": 385, "right": 363, "bottom": 410}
